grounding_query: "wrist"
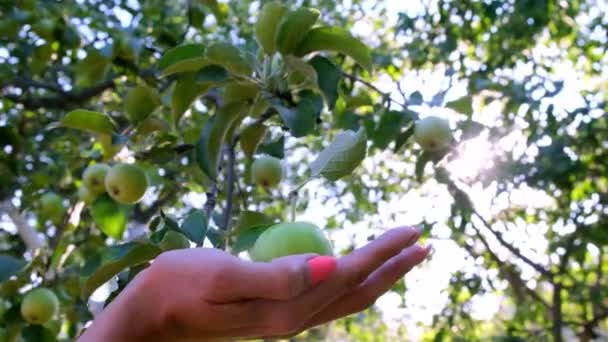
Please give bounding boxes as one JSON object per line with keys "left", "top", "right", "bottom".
{"left": 79, "top": 267, "right": 166, "bottom": 341}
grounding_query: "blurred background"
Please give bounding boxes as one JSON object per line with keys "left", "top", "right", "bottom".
{"left": 0, "top": 0, "right": 607, "bottom": 341}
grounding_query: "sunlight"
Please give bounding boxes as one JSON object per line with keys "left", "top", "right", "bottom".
{"left": 447, "top": 133, "right": 495, "bottom": 182}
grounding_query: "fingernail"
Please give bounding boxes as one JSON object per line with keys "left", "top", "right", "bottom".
{"left": 307, "top": 256, "right": 337, "bottom": 286}
{"left": 423, "top": 243, "right": 433, "bottom": 255}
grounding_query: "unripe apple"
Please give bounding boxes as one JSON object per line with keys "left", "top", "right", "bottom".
{"left": 78, "top": 186, "right": 97, "bottom": 205}
{"left": 82, "top": 163, "right": 110, "bottom": 194}
{"left": 159, "top": 230, "right": 191, "bottom": 251}
{"left": 20, "top": 288, "right": 59, "bottom": 325}
{"left": 249, "top": 222, "right": 333, "bottom": 262}
{"left": 413, "top": 116, "right": 453, "bottom": 152}
{"left": 39, "top": 192, "right": 65, "bottom": 224}
{"left": 104, "top": 164, "right": 148, "bottom": 204}
{"left": 251, "top": 155, "right": 283, "bottom": 188}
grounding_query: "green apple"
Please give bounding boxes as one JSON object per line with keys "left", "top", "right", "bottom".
{"left": 104, "top": 164, "right": 148, "bottom": 204}
{"left": 249, "top": 222, "right": 333, "bottom": 262}
{"left": 159, "top": 230, "right": 191, "bottom": 251}
{"left": 39, "top": 192, "right": 65, "bottom": 224}
{"left": 82, "top": 163, "right": 110, "bottom": 194}
{"left": 413, "top": 116, "right": 453, "bottom": 151}
{"left": 78, "top": 186, "right": 97, "bottom": 205}
{"left": 251, "top": 155, "right": 283, "bottom": 188}
{"left": 20, "top": 288, "right": 59, "bottom": 325}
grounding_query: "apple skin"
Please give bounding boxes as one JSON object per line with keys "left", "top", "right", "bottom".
{"left": 82, "top": 163, "right": 110, "bottom": 194}
{"left": 39, "top": 192, "right": 65, "bottom": 224}
{"left": 159, "top": 230, "right": 191, "bottom": 251}
{"left": 249, "top": 222, "right": 333, "bottom": 262}
{"left": 251, "top": 155, "right": 283, "bottom": 188}
{"left": 20, "top": 288, "right": 59, "bottom": 325}
{"left": 413, "top": 116, "right": 453, "bottom": 152}
{"left": 104, "top": 164, "right": 148, "bottom": 204}
{"left": 78, "top": 186, "right": 97, "bottom": 205}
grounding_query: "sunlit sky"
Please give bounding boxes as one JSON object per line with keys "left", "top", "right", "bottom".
{"left": 0, "top": 0, "right": 605, "bottom": 340}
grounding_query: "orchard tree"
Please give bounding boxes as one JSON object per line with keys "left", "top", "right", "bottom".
{"left": 0, "top": 0, "right": 607, "bottom": 341}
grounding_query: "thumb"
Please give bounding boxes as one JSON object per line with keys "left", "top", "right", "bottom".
{"left": 232, "top": 254, "right": 337, "bottom": 301}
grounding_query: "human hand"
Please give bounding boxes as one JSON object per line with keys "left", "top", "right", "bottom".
{"left": 78, "top": 226, "right": 430, "bottom": 341}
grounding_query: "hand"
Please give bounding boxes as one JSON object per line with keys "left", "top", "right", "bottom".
{"left": 78, "top": 226, "right": 430, "bottom": 341}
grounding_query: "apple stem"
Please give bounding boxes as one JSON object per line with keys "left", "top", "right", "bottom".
{"left": 289, "top": 191, "right": 297, "bottom": 222}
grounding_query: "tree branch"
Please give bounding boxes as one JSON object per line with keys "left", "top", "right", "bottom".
{"left": 2, "top": 78, "right": 116, "bottom": 110}
{"left": 342, "top": 71, "right": 406, "bottom": 108}
{"left": 1, "top": 201, "right": 44, "bottom": 250}
{"left": 473, "top": 211, "right": 552, "bottom": 279}
{"left": 220, "top": 143, "right": 237, "bottom": 233}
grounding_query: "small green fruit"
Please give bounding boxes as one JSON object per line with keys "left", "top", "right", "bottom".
{"left": 82, "top": 163, "right": 110, "bottom": 194}
{"left": 20, "top": 288, "right": 59, "bottom": 325}
{"left": 249, "top": 222, "right": 333, "bottom": 262}
{"left": 39, "top": 192, "right": 65, "bottom": 224}
{"left": 413, "top": 116, "right": 453, "bottom": 151}
{"left": 251, "top": 155, "right": 283, "bottom": 188}
{"left": 159, "top": 231, "right": 191, "bottom": 251}
{"left": 104, "top": 164, "right": 148, "bottom": 204}
{"left": 78, "top": 186, "right": 97, "bottom": 205}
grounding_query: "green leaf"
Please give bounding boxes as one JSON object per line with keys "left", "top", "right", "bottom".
{"left": 124, "top": 85, "right": 162, "bottom": 123}
{"left": 460, "top": 120, "right": 485, "bottom": 140}
{"left": 284, "top": 55, "right": 318, "bottom": 88}
{"left": 0, "top": 255, "right": 26, "bottom": 283}
{"left": 446, "top": 96, "right": 473, "bottom": 115}
{"left": 257, "top": 135, "right": 285, "bottom": 159}
{"left": 373, "top": 110, "right": 407, "bottom": 149}
{"left": 394, "top": 124, "right": 415, "bottom": 153}
{"left": 240, "top": 123, "right": 268, "bottom": 158}
{"left": 232, "top": 226, "right": 270, "bottom": 254}
{"left": 310, "top": 127, "right": 367, "bottom": 181}
{"left": 308, "top": 56, "right": 342, "bottom": 109}
{"left": 21, "top": 325, "right": 57, "bottom": 342}
{"left": 276, "top": 7, "right": 320, "bottom": 55}
{"left": 270, "top": 91, "right": 321, "bottom": 138}
{"left": 255, "top": 2, "right": 288, "bottom": 55}
{"left": 206, "top": 228, "right": 225, "bottom": 249}
{"left": 409, "top": 91, "right": 423, "bottom": 105}
{"left": 81, "top": 241, "right": 162, "bottom": 299}
{"left": 160, "top": 57, "right": 209, "bottom": 77}
{"left": 196, "top": 65, "right": 230, "bottom": 83}
{"left": 90, "top": 195, "right": 129, "bottom": 239}
{"left": 234, "top": 211, "right": 275, "bottom": 233}
{"left": 181, "top": 210, "right": 207, "bottom": 244}
{"left": 205, "top": 42, "right": 251, "bottom": 76}
{"left": 172, "top": 73, "right": 210, "bottom": 123}
{"left": 295, "top": 26, "right": 373, "bottom": 71}
{"left": 60, "top": 110, "right": 116, "bottom": 135}
{"left": 223, "top": 82, "right": 259, "bottom": 104}
{"left": 415, "top": 151, "right": 431, "bottom": 182}
{"left": 196, "top": 102, "right": 249, "bottom": 179}
{"left": 158, "top": 43, "right": 206, "bottom": 72}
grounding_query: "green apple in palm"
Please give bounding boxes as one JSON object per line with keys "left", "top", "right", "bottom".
{"left": 249, "top": 222, "right": 333, "bottom": 262}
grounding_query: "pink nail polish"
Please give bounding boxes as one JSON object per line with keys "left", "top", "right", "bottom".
{"left": 307, "top": 256, "right": 337, "bottom": 285}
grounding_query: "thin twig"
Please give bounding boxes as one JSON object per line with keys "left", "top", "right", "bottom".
{"left": 220, "top": 144, "right": 237, "bottom": 233}
{"left": 342, "top": 71, "right": 407, "bottom": 109}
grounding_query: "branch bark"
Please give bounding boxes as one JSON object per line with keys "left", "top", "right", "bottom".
{"left": 1, "top": 201, "right": 44, "bottom": 250}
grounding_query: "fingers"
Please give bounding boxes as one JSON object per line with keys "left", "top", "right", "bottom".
{"left": 248, "top": 226, "right": 421, "bottom": 336}
{"left": 216, "top": 253, "right": 321, "bottom": 301}
{"left": 306, "top": 243, "right": 431, "bottom": 328}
